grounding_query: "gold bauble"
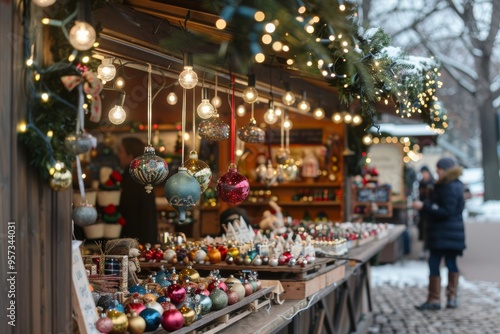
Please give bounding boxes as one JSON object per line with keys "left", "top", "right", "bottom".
{"left": 188, "top": 248, "right": 198, "bottom": 261}
{"left": 49, "top": 169, "right": 72, "bottom": 191}
{"left": 179, "top": 304, "right": 196, "bottom": 326}
{"left": 207, "top": 248, "right": 222, "bottom": 264}
{"left": 106, "top": 309, "right": 129, "bottom": 334}
{"left": 180, "top": 266, "right": 200, "bottom": 283}
{"left": 127, "top": 312, "right": 146, "bottom": 334}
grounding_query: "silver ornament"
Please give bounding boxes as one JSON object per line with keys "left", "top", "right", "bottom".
{"left": 72, "top": 203, "right": 98, "bottom": 227}
{"left": 129, "top": 146, "right": 169, "bottom": 193}
{"left": 65, "top": 132, "right": 95, "bottom": 154}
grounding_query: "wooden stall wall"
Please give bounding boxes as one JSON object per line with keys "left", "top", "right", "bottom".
{"left": 0, "top": 2, "right": 73, "bottom": 333}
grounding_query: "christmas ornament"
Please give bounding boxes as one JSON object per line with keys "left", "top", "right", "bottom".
{"left": 127, "top": 311, "right": 146, "bottom": 334}
{"left": 207, "top": 248, "right": 222, "bottom": 264}
{"left": 217, "top": 245, "right": 228, "bottom": 260}
{"left": 129, "top": 65, "right": 169, "bottom": 193}
{"left": 64, "top": 132, "right": 95, "bottom": 154}
{"left": 129, "top": 146, "right": 169, "bottom": 193}
{"left": 209, "top": 287, "right": 228, "bottom": 311}
{"left": 227, "top": 282, "right": 245, "bottom": 301}
{"left": 275, "top": 148, "right": 289, "bottom": 165}
{"left": 184, "top": 151, "right": 212, "bottom": 193}
{"left": 198, "top": 113, "right": 229, "bottom": 142}
{"left": 145, "top": 301, "right": 163, "bottom": 315}
{"left": 96, "top": 316, "right": 114, "bottom": 333}
{"left": 195, "top": 283, "right": 210, "bottom": 296}
{"left": 197, "top": 294, "right": 212, "bottom": 315}
{"left": 243, "top": 281, "right": 254, "bottom": 296}
{"left": 126, "top": 300, "right": 146, "bottom": 315}
{"left": 193, "top": 249, "right": 207, "bottom": 263}
{"left": 238, "top": 118, "right": 265, "bottom": 143}
{"left": 164, "top": 167, "right": 201, "bottom": 223}
{"left": 161, "top": 309, "right": 184, "bottom": 332}
{"left": 138, "top": 308, "right": 161, "bottom": 332}
{"left": 225, "top": 256, "right": 234, "bottom": 265}
{"left": 49, "top": 166, "right": 72, "bottom": 191}
{"left": 163, "top": 249, "right": 177, "bottom": 262}
{"left": 216, "top": 164, "right": 250, "bottom": 205}
{"left": 166, "top": 282, "right": 186, "bottom": 305}
{"left": 180, "top": 266, "right": 200, "bottom": 283}
{"left": 208, "top": 280, "right": 228, "bottom": 293}
{"left": 105, "top": 309, "right": 129, "bottom": 334}
{"left": 179, "top": 304, "right": 196, "bottom": 326}
{"left": 227, "top": 247, "right": 239, "bottom": 258}
{"left": 226, "top": 289, "right": 239, "bottom": 305}
{"left": 71, "top": 203, "right": 98, "bottom": 227}
{"left": 128, "top": 285, "right": 147, "bottom": 295}
{"left": 252, "top": 255, "right": 263, "bottom": 266}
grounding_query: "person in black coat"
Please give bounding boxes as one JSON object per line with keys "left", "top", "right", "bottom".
{"left": 117, "top": 137, "right": 159, "bottom": 245}
{"left": 417, "top": 166, "right": 435, "bottom": 247}
{"left": 412, "top": 157, "right": 466, "bottom": 310}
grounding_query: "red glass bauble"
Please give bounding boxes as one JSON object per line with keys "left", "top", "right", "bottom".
{"left": 226, "top": 289, "right": 239, "bottom": 305}
{"left": 126, "top": 301, "right": 146, "bottom": 315}
{"left": 216, "top": 164, "right": 250, "bottom": 205}
{"left": 217, "top": 245, "right": 228, "bottom": 260}
{"left": 160, "top": 309, "right": 184, "bottom": 332}
{"left": 166, "top": 283, "right": 186, "bottom": 305}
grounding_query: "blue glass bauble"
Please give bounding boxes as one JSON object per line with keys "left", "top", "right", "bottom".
{"left": 139, "top": 308, "right": 161, "bottom": 332}
{"left": 164, "top": 167, "right": 201, "bottom": 223}
{"left": 128, "top": 285, "right": 147, "bottom": 295}
{"left": 198, "top": 294, "right": 213, "bottom": 315}
{"left": 129, "top": 146, "right": 169, "bottom": 193}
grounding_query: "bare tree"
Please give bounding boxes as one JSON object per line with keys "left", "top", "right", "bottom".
{"left": 363, "top": 0, "right": 500, "bottom": 200}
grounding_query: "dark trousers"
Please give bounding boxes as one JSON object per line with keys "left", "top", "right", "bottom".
{"left": 428, "top": 250, "right": 459, "bottom": 276}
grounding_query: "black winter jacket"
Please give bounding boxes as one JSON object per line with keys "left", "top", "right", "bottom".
{"left": 422, "top": 166, "right": 466, "bottom": 252}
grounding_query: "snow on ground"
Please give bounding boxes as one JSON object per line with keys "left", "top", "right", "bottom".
{"left": 465, "top": 199, "right": 500, "bottom": 223}
{"left": 371, "top": 260, "right": 500, "bottom": 299}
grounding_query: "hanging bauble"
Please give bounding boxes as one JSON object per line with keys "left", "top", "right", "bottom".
{"left": 179, "top": 304, "right": 196, "bottom": 326}
{"left": 198, "top": 114, "right": 229, "bottom": 142}
{"left": 209, "top": 288, "right": 228, "bottom": 311}
{"left": 96, "top": 316, "right": 114, "bottom": 333}
{"left": 138, "top": 308, "right": 161, "bottom": 332}
{"left": 275, "top": 148, "right": 289, "bottom": 165}
{"left": 72, "top": 203, "right": 98, "bottom": 227}
{"left": 184, "top": 151, "right": 212, "bottom": 193}
{"left": 64, "top": 132, "right": 95, "bottom": 155}
{"left": 237, "top": 118, "right": 265, "bottom": 144}
{"left": 216, "top": 164, "right": 250, "bottom": 205}
{"left": 161, "top": 309, "right": 184, "bottom": 332}
{"left": 105, "top": 309, "right": 129, "bottom": 334}
{"left": 127, "top": 311, "right": 146, "bottom": 334}
{"left": 166, "top": 282, "right": 186, "bottom": 305}
{"left": 198, "top": 294, "right": 212, "bottom": 315}
{"left": 180, "top": 266, "right": 200, "bottom": 283}
{"left": 226, "top": 289, "right": 239, "bottom": 305}
{"left": 164, "top": 167, "right": 201, "bottom": 223}
{"left": 49, "top": 168, "right": 72, "bottom": 191}
{"left": 129, "top": 146, "right": 169, "bottom": 193}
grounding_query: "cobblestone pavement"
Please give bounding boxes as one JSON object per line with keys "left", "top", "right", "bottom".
{"left": 369, "top": 261, "right": 500, "bottom": 334}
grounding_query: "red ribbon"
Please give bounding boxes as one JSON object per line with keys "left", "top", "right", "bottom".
{"left": 61, "top": 71, "right": 103, "bottom": 122}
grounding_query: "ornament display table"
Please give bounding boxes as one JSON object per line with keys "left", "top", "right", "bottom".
{"left": 211, "top": 225, "right": 406, "bottom": 334}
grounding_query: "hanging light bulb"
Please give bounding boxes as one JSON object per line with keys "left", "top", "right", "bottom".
{"left": 197, "top": 88, "right": 215, "bottom": 119}
{"left": 332, "top": 112, "right": 343, "bottom": 124}
{"left": 242, "top": 73, "right": 259, "bottom": 104}
{"left": 178, "top": 53, "right": 198, "bottom": 89}
{"left": 167, "top": 91, "right": 178, "bottom": 105}
{"left": 297, "top": 90, "right": 310, "bottom": 113}
{"left": 343, "top": 112, "right": 353, "bottom": 124}
{"left": 263, "top": 101, "right": 278, "bottom": 124}
{"left": 313, "top": 107, "right": 325, "bottom": 120}
{"left": 108, "top": 92, "right": 126, "bottom": 125}
{"left": 211, "top": 95, "right": 222, "bottom": 108}
{"left": 97, "top": 58, "right": 116, "bottom": 82}
{"left": 352, "top": 114, "right": 362, "bottom": 125}
{"left": 236, "top": 104, "right": 246, "bottom": 117}
{"left": 283, "top": 115, "right": 293, "bottom": 130}
{"left": 32, "top": 0, "right": 56, "bottom": 7}
{"left": 282, "top": 82, "right": 296, "bottom": 106}
{"left": 68, "top": 21, "right": 96, "bottom": 51}
{"left": 115, "top": 76, "right": 125, "bottom": 89}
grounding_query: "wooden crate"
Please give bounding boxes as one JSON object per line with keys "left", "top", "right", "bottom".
{"left": 280, "top": 262, "right": 346, "bottom": 300}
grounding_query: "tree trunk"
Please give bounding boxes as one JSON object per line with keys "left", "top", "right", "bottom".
{"left": 476, "top": 55, "right": 500, "bottom": 200}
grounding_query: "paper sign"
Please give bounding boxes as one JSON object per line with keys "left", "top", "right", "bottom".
{"left": 72, "top": 240, "right": 99, "bottom": 334}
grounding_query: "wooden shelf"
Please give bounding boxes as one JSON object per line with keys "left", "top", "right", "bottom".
{"left": 241, "top": 200, "right": 341, "bottom": 206}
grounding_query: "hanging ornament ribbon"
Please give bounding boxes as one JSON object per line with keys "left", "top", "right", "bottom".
{"left": 230, "top": 75, "right": 236, "bottom": 164}
{"left": 61, "top": 70, "right": 103, "bottom": 122}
